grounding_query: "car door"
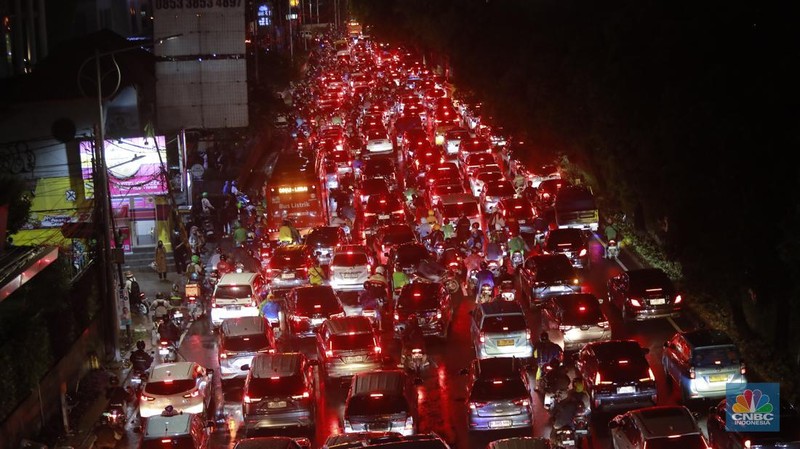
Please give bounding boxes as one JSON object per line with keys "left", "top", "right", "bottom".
{"left": 519, "top": 257, "right": 536, "bottom": 296}
{"left": 707, "top": 401, "right": 735, "bottom": 449}
{"left": 470, "top": 306, "right": 484, "bottom": 348}
{"left": 607, "top": 274, "right": 626, "bottom": 307}
{"left": 662, "top": 335, "right": 684, "bottom": 383}
{"left": 540, "top": 299, "right": 559, "bottom": 331}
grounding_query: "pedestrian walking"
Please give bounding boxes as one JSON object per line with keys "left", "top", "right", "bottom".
{"left": 155, "top": 240, "right": 168, "bottom": 280}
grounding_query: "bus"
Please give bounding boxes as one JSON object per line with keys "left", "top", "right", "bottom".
{"left": 264, "top": 154, "right": 327, "bottom": 235}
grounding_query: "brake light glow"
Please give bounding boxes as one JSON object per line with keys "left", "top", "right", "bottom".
{"left": 219, "top": 353, "right": 227, "bottom": 359}
{"left": 595, "top": 372, "right": 612, "bottom": 385}
{"left": 674, "top": 294, "right": 683, "bottom": 304}
{"left": 578, "top": 306, "right": 586, "bottom": 312}
{"left": 492, "top": 380, "right": 503, "bottom": 385}
{"left": 162, "top": 439, "right": 173, "bottom": 443}
{"left": 292, "top": 391, "right": 311, "bottom": 399}
{"left": 373, "top": 345, "right": 382, "bottom": 354}
{"left": 479, "top": 332, "right": 485, "bottom": 343}
{"left": 370, "top": 393, "right": 384, "bottom": 398}
{"left": 394, "top": 312, "right": 399, "bottom": 320}
{"left": 243, "top": 394, "right": 252, "bottom": 403}
{"left": 579, "top": 248, "right": 587, "bottom": 257}
{"left": 325, "top": 349, "right": 334, "bottom": 358}
{"left": 163, "top": 379, "right": 173, "bottom": 384}
{"left": 141, "top": 393, "right": 155, "bottom": 401}
{"left": 649, "top": 368, "right": 656, "bottom": 381}
{"left": 183, "top": 390, "right": 200, "bottom": 398}
{"left": 741, "top": 362, "right": 747, "bottom": 375}
{"left": 436, "top": 311, "right": 442, "bottom": 320}
{"left": 619, "top": 360, "right": 628, "bottom": 365}
{"left": 630, "top": 299, "right": 642, "bottom": 307}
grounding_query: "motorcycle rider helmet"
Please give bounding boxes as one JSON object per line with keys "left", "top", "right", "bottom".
{"left": 189, "top": 272, "right": 200, "bottom": 282}
{"left": 471, "top": 222, "right": 480, "bottom": 230}
{"left": 375, "top": 266, "right": 386, "bottom": 275}
{"left": 155, "top": 292, "right": 165, "bottom": 300}
{"left": 432, "top": 224, "right": 441, "bottom": 231}
{"left": 202, "top": 192, "right": 208, "bottom": 198}
{"left": 539, "top": 331, "right": 550, "bottom": 342}
{"left": 573, "top": 376, "right": 585, "bottom": 393}
{"left": 136, "top": 340, "right": 145, "bottom": 350}
{"left": 191, "top": 254, "right": 200, "bottom": 264}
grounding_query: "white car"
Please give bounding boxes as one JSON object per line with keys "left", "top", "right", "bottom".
{"left": 139, "top": 362, "right": 213, "bottom": 419}
{"left": 364, "top": 129, "right": 393, "bottom": 153}
{"left": 480, "top": 180, "right": 517, "bottom": 214}
{"left": 469, "top": 168, "right": 506, "bottom": 197}
{"left": 444, "top": 128, "right": 471, "bottom": 156}
{"left": 329, "top": 245, "right": 373, "bottom": 292}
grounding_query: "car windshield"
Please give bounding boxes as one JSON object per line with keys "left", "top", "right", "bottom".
{"left": 546, "top": 230, "right": 583, "bottom": 248}
{"left": 141, "top": 436, "right": 196, "bottom": 449}
{"left": 484, "top": 183, "right": 515, "bottom": 197}
{"left": 144, "top": 379, "right": 195, "bottom": 396}
{"left": 294, "top": 290, "right": 340, "bottom": 315}
{"left": 329, "top": 333, "right": 375, "bottom": 351}
{"left": 248, "top": 375, "right": 305, "bottom": 398}
{"left": 347, "top": 394, "right": 408, "bottom": 416}
{"left": 558, "top": 296, "right": 604, "bottom": 325}
{"left": 534, "top": 257, "right": 575, "bottom": 279}
{"left": 442, "top": 202, "right": 480, "bottom": 217}
{"left": 644, "top": 435, "right": 707, "bottom": 449}
{"left": 503, "top": 201, "right": 534, "bottom": 218}
{"left": 380, "top": 228, "right": 416, "bottom": 245}
{"left": 693, "top": 345, "right": 741, "bottom": 367}
{"left": 214, "top": 285, "right": 253, "bottom": 299}
{"left": 470, "top": 378, "right": 528, "bottom": 402}
{"left": 395, "top": 246, "right": 430, "bottom": 266}
{"left": 306, "top": 229, "right": 340, "bottom": 246}
{"left": 481, "top": 315, "right": 527, "bottom": 333}
{"left": 398, "top": 286, "right": 440, "bottom": 310}
{"left": 446, "top": 129, "right": 470, "bottom": 140}
{"left": 361, "top": 179, "right": 389, "bottom": 194}
{"left": 595, "top": 345, "right": 650, "bottom": 382}
{"left": 270, "top": 251, "right": 306, "bottom": 269}
{"left": 477, "top": 172, "right": 504, "bottom": 183}
{"left": 629, "top": 269, "right": 672, "bottom": 290}
{"left": 223, "top": 334, "right": 272, "bottom": 353}
{"left": 332, "top": 252, "right": 369, "bottom": 267}
{"left": 466, "top": 154, "right": 496, "bottom": 166}
{"left": 367, "top": 130, "right": 387, "bottom": 140}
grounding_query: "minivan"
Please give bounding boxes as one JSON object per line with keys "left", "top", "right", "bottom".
{"left": 218, "top": 316, "right": 276, "bottom": 387}
{"left": 140, "top": 411, "right": 213, "bottom": 449}
{"left": 317, "top": 316, "right": 383, "bottom": 385}
{"left": 210, "top": 272, "right": 265, "bottom": 329}
{"left": 343, "top": 370, "right": 418, "bottom": 436}
{"left": 242, "top": 352, "right": 317, "bottom": 434}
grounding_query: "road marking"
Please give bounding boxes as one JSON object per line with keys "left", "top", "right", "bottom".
{"left": 667, "top": 317, "right": 683, "bottom": 332}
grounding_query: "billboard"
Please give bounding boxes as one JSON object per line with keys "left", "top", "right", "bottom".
{"left": 80, "top": 136, "right": 168, "bottom": 199}
{"left": 154, "top": 1, "right": 248, "bottom": 130}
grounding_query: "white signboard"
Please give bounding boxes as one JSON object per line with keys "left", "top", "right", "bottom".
{"left": 154, "top": 0, "right": 248, "bottom": 130}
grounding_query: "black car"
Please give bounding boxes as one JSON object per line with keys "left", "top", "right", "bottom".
{"left": 607, "top": 268, "right": 683, "bottom": 322}
{"left": 518, "top": 254, "right": 581, "bottom": 308}
{"left": 363, "top": 193, "right": 408, "bottom": 236}
{"left": 371, "top": 224, "right": 417, "bottom": 266}
{"left": 389, "top": 242, "right": 433, "bottom": 276}
{"left": 285, "top": 285, "right": 345, "bottom": 337}
{"left": 541, "top": 228, "right": 589, "bottom": 269}
{"left": 707, "top": 398, "right": 800, "bottom": 449}
{"left": 393, "top": 282, "right": 453, "bottom": 339}
{"left": 575, "top": 339, "right": 658, "bottom": 413}
{"left": 304, "top": 226, "right": 348, "bottom": 265}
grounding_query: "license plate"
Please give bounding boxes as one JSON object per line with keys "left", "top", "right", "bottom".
{"left": 344, "top": 356, "right": 364, "bottom": 364}
{"left": 617, "top": 386, "right": 636, "bottom": 394}
{"left": 550, "top": 285, "right": 568, "bottom": 292}
{"left": 267, "top": 401, "right": 287, "bottom": 409}
{"left": 709, "top": 374, "right": 728, "bottom": 383}
{"left": 561, "top": 440, "right": 574, "bottom": 446}
{"left": 378, "top": 214, "right": 390, "bottom": 219}
{"left": 649, "top": 298, "right": 666, "bottom": 305}
{"left": 311, "top": 318, "right": 325, "bottom": 325}
{"left": 282, "top": 273, "right": 296, "bottom": 279}
{"left": 159, "top": 348, "right": 169, "bottom": 355}
{"left": 343, "top": 272, "right": 360, "bottom": 279}
{"left": 489, "top": 420, "right": 512, "bottom": 429}
{"left": 496, "top": 339, "right": 515, "bottom": 346}
{"left": 518, "top": 219, "right": 526, "bottom": 224}
{"left": 226, "top": 305, "right": 241, "bottom": 310}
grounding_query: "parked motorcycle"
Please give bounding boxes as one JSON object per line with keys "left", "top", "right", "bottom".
{"left": 606, "top": 239, "right": 620, "bottom": 259}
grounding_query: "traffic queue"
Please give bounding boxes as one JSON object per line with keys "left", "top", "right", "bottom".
{"left": 125, "top": 25, "right": 783, "bottom": 449}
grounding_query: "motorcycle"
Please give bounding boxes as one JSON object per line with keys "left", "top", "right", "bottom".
{"left": 184, "top": 281, "right": 203, "bottom": 320}
{"left": 606, "top": 239, "right": 620, "bottom": 259}
{"left": 129, "top": 368, "right": 148, "bottom": 394}
{"left": 158, "top": 339, "right": 178, "bottom": 363}
{"left": 510, "top": 250, "right": 524, "bottom": 270}
{"left": 551, "top": 426, "right": 578, "bottom": 449}
{"left": 476, "top": 284, "right": 494, "bottom": 304}
{"left": 467, "top": 269, "right": 479, "bottom": 296}
{"left": 130, "top": 292, "right": 149, "bottom": 316}
{"left": 406, "top": 347, "right": 428, "bottom": 379}
{"left": 101, "top": 405, "right": 126, "bottom": 430}
{"left": 498, "top": 279, "right": 516, "bottom": 302}
{"left": 171, "top": 310, "right": 184, "bottom": 328}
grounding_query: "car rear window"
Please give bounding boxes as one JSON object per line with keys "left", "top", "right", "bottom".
{"left": 144, "top": 379, "right": 195, "bottom": 396}
{"left": 395, "top": 246, "right": 430, "bottom": 265}
{"left": 294, "top": 293, "right": 340, "bottom": 315}
{"left": 484, "top": 183, "right": 515, "bottom": 197}
{"left": 535, "top": 257, "right": 574, "bottom": 279}
{"left": 270, "top": 252, "right": 306, "bottom": 269}
{"left": 466, "top": 153, "right": 495, "bottom": 166}
{"left": 332, "top": 253, "right": 369, "bottom": 266}
{"left": 693, "top": 345, "right": 741, "bottom": 367}
{"left": 141, "top": 436, "right": 195, "bottom": 449}
{"left": 222, "top": 334, "right": 272, "bottom": 353}
{"left": 398, "top": 286, "right": 440, "bottom": 310}
{"left": 381, "top": 229, "right": 415, "bottom": 245}
{"left": 644, "top": 435, "right": 706, "bottom": 449}
{"left": 470, "top": 378, "right": 528, "bottom": 402}
{"left": 214, "top": 284, "right": 253, "bottom": 299}
{"left": 248, "top": 375, "right": 305, "bottom": 397}
{"left": 442, "top": 202, "right": 479, "bottom": 217}
{"left": 347, "top": 394, "right": 408, "bottom": 416}
{"left": 306, "top": 229, "right": 340, "bottom": 246}
{"left": 560, "top": 301, "right": 605, "bottom": 325}
{"left": 546, "top": 231, "right": 583, "bottom": 247}
{"left": 329, "top": 333, "right": 375, "bottom": 351}
{"left": 481, "top": 315, "right": 527, "bottom": 333}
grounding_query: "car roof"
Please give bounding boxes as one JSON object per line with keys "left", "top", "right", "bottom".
{"left": 486, "top": 437, "right": 551, "bottom": 449}
{"left": 630, "top": 406, "right": 700, "bottom": 438}
{"left": 351, "top": 370, "right": 406, "bottom": 396}
{"left": 150, "top": 362, "right": 197, "bottom": 382}
{"left": 476, "top": 357, "right": 522, "bottom": 378}
{"left": 218, "top": 271, "right": 259, "bottom": 285}
{"left": 324, "top": 433, "right": 450, "bottom": 449}
{"left": 220, "top": 316, "right": 268, "bottom": 337}
{"left": 680, "top": 329, "right": 735, "bottom": 348}
{"left": 479, "top": 301, "right": 524, "bottom": 316}
{"left": 585, "top": 339, "right": 644, "bottom": 359}
{"left": 250, "top": 352, "right": 304, "bottom": 378}
{"left": 334, "top": 244, "right": 369, "bottom": 254}
{"left": 143, "top": 413, "right": 193, "bottom": 438}
{"left": 326, "top": 315, "right": 374, "bottom": 335}
{"left": 274, "top": 244, "right": 309, "bottom": 254}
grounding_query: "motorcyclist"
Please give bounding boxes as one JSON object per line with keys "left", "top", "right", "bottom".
{"left": 441, "top": 218, "right": 455, "bottom": 240}
{"left": 216, "top": 253, "right": 232, "bottom": 276}
{"left": 485, "top": 240, "right": 504, "bottom": 268}
{"left": 158, "top": 316, "right": 181, "bottom": 347}
{"left": 541, "top": 359, "right": 571, "bottom": 398}
{"left": 308, "top": 259, "right": 327, "bottom": 285}
{"left": 425, "top": 209, "right": 438, "bottom": 226}
{"left": 549, "top": 376, "right": 590, "bottom": 438}
{"left": 466, "top": 223, "right": 486, "bottom": 251}
{"left": 416, "top": 217, "right": 432, "bottom": 240}
{"left": 392, "top": 267, "right": 410, "bottom": 294}
{"left": 455, "top": 213, "right": 471, "bottom": 242}
{"left": 401, "top": 313, "right": 425, "bottom": 365}
{"left": 130, "top": 340, "right": 153, "bottom": 373}
{"left": 151, "top": 293, "right": 171, "bottom": 323}
{"left": 426, "top": 224, "right": 445, "bottom": 250}
{"left": 200, "top": 191, "right": 215, "bottom": 216}
{"left": 367, "top": 266, "right": 389, "bottom": 286}
{"left": 523, "top": 181, "right": 537, "bottom": 202}
{"left": 185, "top": 254, "right": 203, "bottom": 278}
{"left": 278, "top": 219, "right": 295, "bottom": 244}
{"left": 475, "top": 261, "right": 495, "bottom": 294}
{"left": 358, "top": 283, "right": 381, "bottom": 327}
{"left": 533, "top": 332, "right": 564, "bottom": 385}
{"left": 507, "top": 233, "right": 531, "bottom": 258}
{"left": 464, "top": 247, "right": 483, "bottom": 273}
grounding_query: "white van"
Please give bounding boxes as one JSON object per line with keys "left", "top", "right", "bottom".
{"left": 210, "top": 272, "right": 265, "bottom": 329}
{"left": 436, "top": 193, "right": 483, "bottom": 229}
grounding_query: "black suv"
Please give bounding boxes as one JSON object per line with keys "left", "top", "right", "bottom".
{"left": 389, "top": 242, "right": 433, "bottom": 277}
{"left": 575, "top": 339, "right": 658, "bottom": 413}
{"left": 393, "top": 282, "right": 453, "bottom": 340}
{"left": 304, "top": 226, "right": 348, "bottom": 265}
{"left": 607, "top": 268, "right": 682, "bottom": 322}
{"left": 285, "top": 285, "right": 345, "bottom": 337}
{"left": 518, "top": 254, "right": 581, "bottom": 308}
{"left": 541, "top": 228, "right": 590, "bottom": 269}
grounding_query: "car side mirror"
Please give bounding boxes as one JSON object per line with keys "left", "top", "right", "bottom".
{"left": 240, "top": 364, "right": 250, "bottom": 371}
{"left": 608, "top": 419, "right": 619, "bottom": 429}
{"left": 459, "top": 368, "right": 469, "bottom": 376}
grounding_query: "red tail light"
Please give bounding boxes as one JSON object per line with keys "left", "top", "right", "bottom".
{"left": 630, "top": 298, "right": 642, "bottom": 307}
{"left": 183, "top": 390, "right": 200, "bottom": 398}
{"left": 394, "top": 312, "right": 399, "bottom": 321}
{"left": 689, "top": 366, "right": 696, "bottom": 379}
{"left": 141, "top": 393, "right": 155, "bottom": 401}
{"left": 325, "top": 349, "right": 334, "bottom": 358}
{"left": 479, "top": 332, "right": 485, "bottom": 343}
{"left": 243, "top": 394, "right": 252, "bottom": 404}
{"left": 513, "top": 398, "right": 530, "bottom": 407}
{"left": 740, "top": 362, "right": 747, "bottom": 375}
{"left": 579, "top": 248, "right": 587, "bottom": 257}
{"left": 469, "top": 401, "right": 487, "bottom": 410}
{"left": 373, "top": 345, "right": 382, "bottom": 354}
{"left": 211, "top": 296, "right": 218, "bottom": 308}
{"left": 292, "top": 391, "right": 311, "bottom": 399}
{"left": 674, "top": 294, "right": 683, "bottom": 304}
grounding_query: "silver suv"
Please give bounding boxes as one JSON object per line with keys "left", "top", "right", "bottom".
{"left": 464, "top": 357, "right": 532, "bottom": 431}
{"left": 470, "top": 301, "right": 533, "bottom": 361}
{"left": 218, "top": 316, "right": 276, "bottom": 387}
{"left": 316, "top": 316, "right": 383, "bottom": 385}
{"left": 329, "top": 245, "right": 373, "bottom": 292}
{"left": 609, "top": 405, "right": 709, "bottom": 449}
